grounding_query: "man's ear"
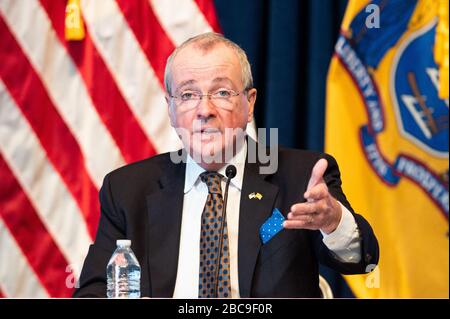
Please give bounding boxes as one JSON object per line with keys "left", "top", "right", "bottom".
{"left": 246, "top": 88, "right": 257, "bottom": 123}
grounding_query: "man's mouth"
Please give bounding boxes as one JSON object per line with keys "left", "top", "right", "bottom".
{"left": 196, "top": 127, "right": 222, "bottom": 134}
{"left": 192, "top": 128, "right": 222, "bottom": 143}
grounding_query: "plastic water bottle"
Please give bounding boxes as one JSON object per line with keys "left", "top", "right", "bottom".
{"left": 106, "top": 239, "right": 141, "bottom": 298}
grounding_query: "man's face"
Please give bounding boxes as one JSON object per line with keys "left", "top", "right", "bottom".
{"left": 167, "top": 43, "right": 256, "bottom": 168}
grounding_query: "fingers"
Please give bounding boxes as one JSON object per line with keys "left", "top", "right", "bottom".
{"left": 284, "top": 199, "right": 329, "bottom": 230}
{"left": 306, "top": 158, "right": 328, "bottom": 191}
{"left": 283, "top": 212, "right": 320, "bottom": 229}
{"left": 284, "top": 197, "right": 342, "bottom": 233}
{"left": 283, "top": 219, "right": 316, "bottom": 229}
{"left": 284, "top": 158, "right": 333, "bottom": 231}
{"left": 304, "top": 183, "right": 328, "bottom": 201}
{"left": 290, "top": 199, "right": 328, "bottom": 215}
{"left": 290, "top": 202, "right": 317, "bottom": 215}
{"left": 286, "top": 212, "right": 316, "bottom": 224}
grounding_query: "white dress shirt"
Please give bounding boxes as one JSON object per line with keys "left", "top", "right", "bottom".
{"left": 172, "top": 142, "right": 361, "bottom": 298}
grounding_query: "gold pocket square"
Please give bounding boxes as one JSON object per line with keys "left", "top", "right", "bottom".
{"left": 248, "top": 192, "right": 263, "bottom": 200}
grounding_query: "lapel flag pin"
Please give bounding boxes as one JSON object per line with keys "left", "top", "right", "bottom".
{"left": 249, "top": 192, "right": 263, "bottom": 200}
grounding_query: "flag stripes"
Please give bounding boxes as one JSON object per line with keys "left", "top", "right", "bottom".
{"left": 149, "top": 0, "right": 215, "bottom": 46}
{"left": 0, "top": 18, "right": 100, "bottom": 240}
{"left": 0, "top": 78, "right": 91, "bottom": 277}
{"left": 0, "top": 0, "right": 126, "bottom": 188}
{"left": 193, "top": 0, "right": 222, "bottom": 32}
{"left": 81, "top": 0, "right": 181, "bottom": 153}
{"left": 0, "top": 0, "right": 226, "bottom": 297}
{"left": 0, "top": 155, "right": 72, "bottom": 297}
{"left": 0, "top": 218, "right": 50, "bottom": 298}
{"left": 117, "top": 0, "right": 175, "bottom": 87}
{"left": 40, "top": 0, "right": 158, "bottom": 164}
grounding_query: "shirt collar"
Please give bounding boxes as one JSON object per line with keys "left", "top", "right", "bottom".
{"left": 184, "top": 140, "right": 247, "bottom": 194}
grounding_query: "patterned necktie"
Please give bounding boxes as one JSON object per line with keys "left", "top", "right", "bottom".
{"left": 198, "top": 172, "right": 231, "bottom": 298}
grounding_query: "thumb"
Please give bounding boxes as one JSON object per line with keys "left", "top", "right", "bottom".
{"left": 306, "top": 158, "right": 328, "bottom": 191}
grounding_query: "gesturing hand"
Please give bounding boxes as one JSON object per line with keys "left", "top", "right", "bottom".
{"left": 283, "top": 158, "right": 342, "bottom": 234}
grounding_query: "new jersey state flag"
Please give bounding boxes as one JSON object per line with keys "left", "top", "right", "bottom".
{"left": 325, "top": 0, "right": 449, "bottom": 298}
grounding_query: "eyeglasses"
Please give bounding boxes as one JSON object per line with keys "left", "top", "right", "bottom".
{"left": 169, "top": 88, "right": 248, "bottom": 111}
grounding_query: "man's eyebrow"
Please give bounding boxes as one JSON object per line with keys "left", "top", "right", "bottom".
{"left": 176, "top": 79, "right": 197, "bottom": 91}
{"left": 175, "top": 77, "right": 234, "bottom": 91}
{"left": 211, "top": 77, "right": 233, "bottom": 85}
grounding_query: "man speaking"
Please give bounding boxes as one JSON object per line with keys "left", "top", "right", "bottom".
{"left": 74, "top": 33, "right": 379, "bottom": 298}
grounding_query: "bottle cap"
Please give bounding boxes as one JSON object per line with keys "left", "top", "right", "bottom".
{"left": 116, "top": 239, "right": 131, "bottom": 247}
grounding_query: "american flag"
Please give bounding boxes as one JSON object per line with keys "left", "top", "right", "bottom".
{"left": 0, "top": 0, "right": 243, "bottom": 298}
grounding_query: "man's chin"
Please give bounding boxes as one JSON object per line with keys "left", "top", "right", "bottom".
{"left": 193, "top": 131, "right": 222, "bottom": 143}
{"left": 192, "top": 145, "right": 223, "bottom": 160}
{"left": 187, "top": 140, "right": 225, "bottom": 164}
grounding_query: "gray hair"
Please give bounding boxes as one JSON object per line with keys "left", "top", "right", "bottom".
{"left": 164, "top": 32, "right": 253, "bottom": 95}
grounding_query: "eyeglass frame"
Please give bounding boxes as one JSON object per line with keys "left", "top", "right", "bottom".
{"left": 169, "top": 87, "right": 252, "bottom": 110}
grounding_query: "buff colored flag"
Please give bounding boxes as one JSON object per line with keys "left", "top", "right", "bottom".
{"left": 325, "top": 0, "right": 449, "bottom": 298}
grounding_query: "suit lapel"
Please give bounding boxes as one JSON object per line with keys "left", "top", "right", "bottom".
{"left": 146, "top": 156, "right": 185, "bottom": 297}
{"left": 238, "top": 157, "right": 279, "bottom": 297}
{"left": 144, "top": 145, "right": 279, "bottom": 297}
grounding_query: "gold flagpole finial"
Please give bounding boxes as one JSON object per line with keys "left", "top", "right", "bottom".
{"left": 65, "top": 0, "right": 85, "bottom": 41}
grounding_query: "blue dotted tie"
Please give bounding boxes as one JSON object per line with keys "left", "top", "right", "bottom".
{"left": 198, "top": 172, "right": 231, "bottom": 298}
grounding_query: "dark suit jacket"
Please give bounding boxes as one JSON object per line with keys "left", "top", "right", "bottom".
{"left": 73, "top": 143, "right": 379, "bottom": 298}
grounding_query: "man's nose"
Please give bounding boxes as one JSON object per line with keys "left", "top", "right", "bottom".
{"left": 196, "top": 96, "right": 216, "bottom": 119}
